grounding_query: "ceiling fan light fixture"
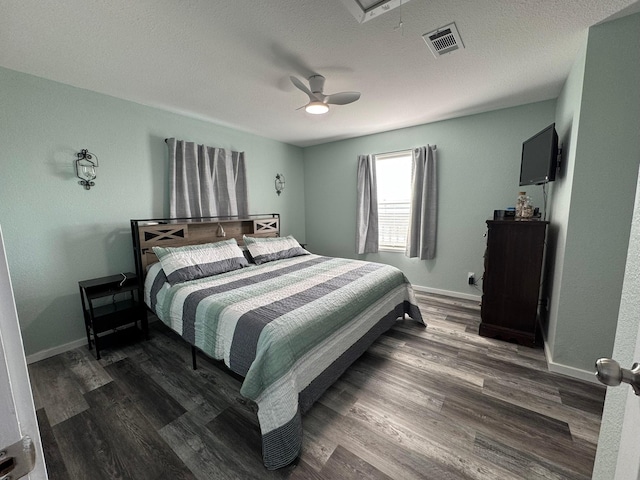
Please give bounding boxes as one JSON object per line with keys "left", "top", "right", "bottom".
{"left": 305, "top": 101, "right": 329, "bottom": 115}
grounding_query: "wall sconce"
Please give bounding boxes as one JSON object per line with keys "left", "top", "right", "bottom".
{"left": 275, "top": 173, "right": 285, "bottom": 196}
{"left": 75, "top": 149, "right": 98, "bottom": 190}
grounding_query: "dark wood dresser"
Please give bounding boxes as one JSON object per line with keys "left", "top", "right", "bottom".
{"left": 480, "top": 219, "right": 548, "bottom": 346}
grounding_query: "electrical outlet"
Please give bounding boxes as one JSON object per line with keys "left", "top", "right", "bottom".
{"left": 468, "top": 272, "right": 475, "bottom": 285}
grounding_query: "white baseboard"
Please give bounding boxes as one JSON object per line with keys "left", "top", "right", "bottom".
{"left": 412, "top": 284, "right": 481, "bottom": 302}
{"left": 414, "top": 286, "right": 598, "bottom": 384}
{"left": 542, "top": 335, "right": 599, "bottom": 384}
{"left": 25, "top": 318, "right": 159, "bottom": 364}
{"left": 26, "top": 337, "right": 87, "bottom": 364}
{"left": 26, "top": 307, "right": 596, "bottom": 385}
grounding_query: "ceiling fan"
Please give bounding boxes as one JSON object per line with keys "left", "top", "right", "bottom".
{"left": 290, "top": 75, "right": 361, "bottom": 114}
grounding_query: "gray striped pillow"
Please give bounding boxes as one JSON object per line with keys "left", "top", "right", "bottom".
{"left": 153, "top": 239, "right": 248, "bottom": 285}
{"left": 243, "top": 235, "right": 309, "bottom": 265}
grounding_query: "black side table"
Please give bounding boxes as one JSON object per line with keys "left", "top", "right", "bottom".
{"left": 78, "top": 272, "right": 147, "bottom": 359}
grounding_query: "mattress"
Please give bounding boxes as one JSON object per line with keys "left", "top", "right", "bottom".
{"left": 144, "top": 253, "right": 424, "bottom": 468}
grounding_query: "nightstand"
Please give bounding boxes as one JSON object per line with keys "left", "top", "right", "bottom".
{"left": 78, "top": 272, "right": 147, "bottom": 359}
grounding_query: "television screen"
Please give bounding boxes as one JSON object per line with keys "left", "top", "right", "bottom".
{"left": 519, "top": 123, "right": 558, "bottom": 186}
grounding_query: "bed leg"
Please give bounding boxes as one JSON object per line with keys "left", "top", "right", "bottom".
{"left": 192, "top": 346, "right": 197, "bottom": 370}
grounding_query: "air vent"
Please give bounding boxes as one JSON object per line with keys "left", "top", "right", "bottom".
{"left": 422, "top": 22, "right": 464, "bottom": 57}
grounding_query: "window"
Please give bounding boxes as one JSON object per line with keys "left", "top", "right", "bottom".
{"left": 375, "top": 150, "right": 412, "bottom": 251}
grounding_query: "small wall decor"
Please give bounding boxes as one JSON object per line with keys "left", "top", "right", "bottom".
{"left": 75, "top": 149, "right": 98, "bottom": 190}
{"left": 275, "top": 173, "right": 285, "bottom": 196}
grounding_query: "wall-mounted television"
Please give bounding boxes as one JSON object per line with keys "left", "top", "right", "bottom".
{"left": 519, "top": 123, "right": 559, "bottom": 186}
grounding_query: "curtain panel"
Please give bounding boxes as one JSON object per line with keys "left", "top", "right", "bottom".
{"left": 356, "top": 154, "right": 379, "bottom": 254}
{"left": 406, "top": 145, "right": 437, "bottom": 260}
{"left": 167, "top": 138, "right": 249, "bottom": 218}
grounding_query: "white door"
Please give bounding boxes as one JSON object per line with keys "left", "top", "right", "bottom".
{"left": 593, "top": 166, "right": 640, "bottom": 479}
{"left": 0, "top": 225, "right": 47, "bottom": 479}
{"left": 614, "top": 366, "right": 640, "bottom": 479}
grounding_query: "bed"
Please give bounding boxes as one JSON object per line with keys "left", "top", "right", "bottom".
{"left": 131, "top": 215, "right": 424, "bottom": 469}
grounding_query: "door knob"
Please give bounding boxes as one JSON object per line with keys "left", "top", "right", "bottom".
{"left": 595, "top": 358, "right": 640, "bottom": 395}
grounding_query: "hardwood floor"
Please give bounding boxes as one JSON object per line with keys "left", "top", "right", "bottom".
{"left": 29, "top": 292, "right": 606, "bottom": 479}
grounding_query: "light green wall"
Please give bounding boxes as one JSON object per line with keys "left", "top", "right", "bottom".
{"left": 587, "top": 12, "right": 640, "bottom": 479}
{"left": 0, "top": 67, "right": 305, "bottom": 356}
{"left": 544, "top": 41, "right": 587, "bottom": 358}
{"left": 303, "top": 101, "right": 555, "bottom": 295}
{"left": 551, "top": 12, "right": 640, "bottom": 374}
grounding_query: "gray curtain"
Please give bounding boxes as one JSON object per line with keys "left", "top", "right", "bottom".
{"left": 406, "top": 145, "right": 437, "bottom": 259}
{"left": 356, "top": 154, "right": 379, "bottom": 254}
{"left": 167, "top": 138, "right": 248, "bottom": 218}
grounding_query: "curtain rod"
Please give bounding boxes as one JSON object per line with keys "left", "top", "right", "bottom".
{"left": 165, "top": 139, "right": 437, "bottom": 151}
{"left": 373, "top": 145, "right": 437, "bottom": 157}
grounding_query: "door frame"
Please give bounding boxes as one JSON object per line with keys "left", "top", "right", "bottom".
{"left": 0, "top": 225, "right": 47, "bottom": 479}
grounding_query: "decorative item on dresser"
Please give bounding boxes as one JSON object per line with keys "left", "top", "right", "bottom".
{"left": 480, "top": 219, "right": 548, "bottom": 347}
{"left": 78, "top": 272, "right": 146, "bottom": 359}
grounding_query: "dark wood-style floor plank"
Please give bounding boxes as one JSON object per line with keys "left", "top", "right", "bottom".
{"left": 29, "top": 292, "right": 606, "bottom": 479}
{"left": 52, "top": 409, "right": 125, "bottom": 480}
{"left": 319, "top": 444, "right": 394, "bottom": 480}
{"left": 36, "top": 408, "right": 71, "bottom": 480}
{"left": 29, "top": 356, "right": 89, "bottom": 426}
{"left": 84, "top": 381, "right": 197, "bottom": 480}
{"left": 160, "top": 412, "right": 256, "bottom": 480}
{"left": 306, "top": 400, "right": 474, "bottom": 480}
{"left": 104, "top": 357, "right": 187, "bottom": 430}
{"left": 61, "top": 346, "right": 113, "bottom": 394}
{"left": 473, "top": 433, "right": 590, "bottom": 480}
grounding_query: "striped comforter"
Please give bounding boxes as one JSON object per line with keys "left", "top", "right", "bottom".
{"left": 145, "top": 254, "right": 424, "bottom": 469}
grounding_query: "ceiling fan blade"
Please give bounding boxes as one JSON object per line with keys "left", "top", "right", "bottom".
{"left": 325, "top": 91, "right": 361, "bottom": 105}
{"left": 290, "top": 76, "right": 319, "bottom": 102}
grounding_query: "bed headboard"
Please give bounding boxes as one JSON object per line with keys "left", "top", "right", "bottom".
{"left": 130, "top": 214, "right": 280, "bottom": 284}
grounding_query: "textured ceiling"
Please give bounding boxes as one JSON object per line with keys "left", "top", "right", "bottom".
{"left": 1, "top": 0, "right": 638, "bottom": 147}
